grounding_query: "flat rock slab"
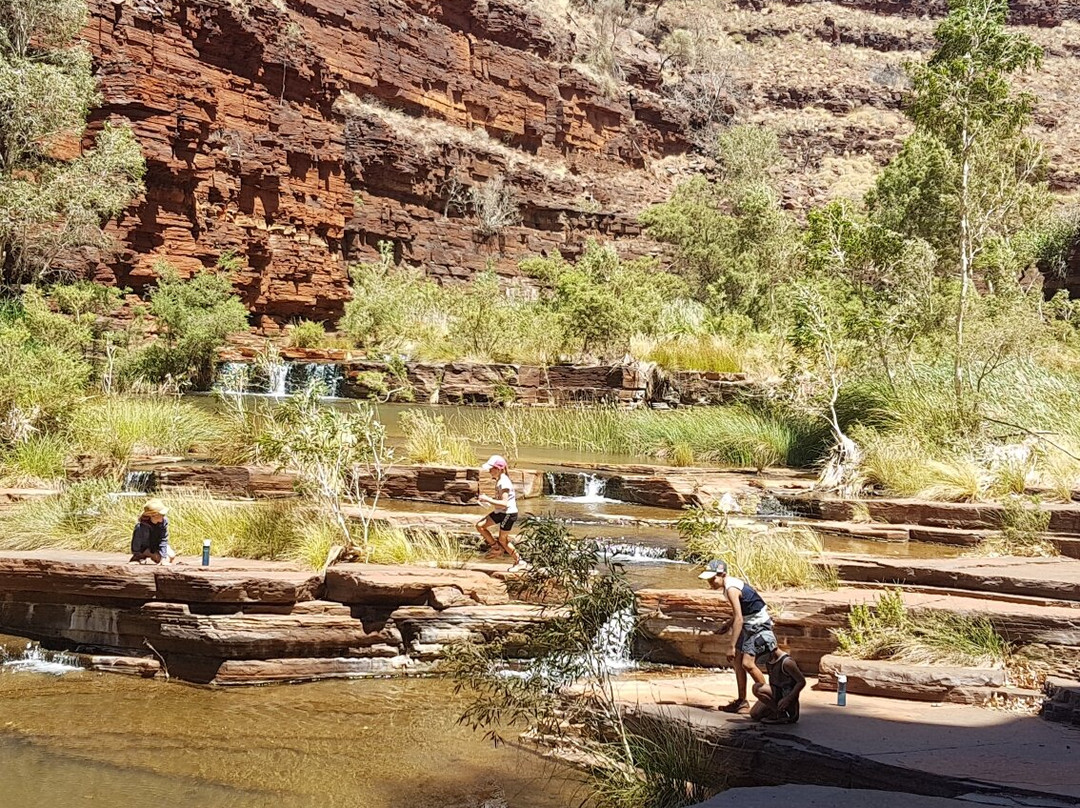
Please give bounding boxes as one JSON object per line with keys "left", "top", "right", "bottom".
{"left": 212, "top": 654, "right": 423, "bottom": 685}
{"left": 325, "top": 563, "right": 508, "bottom": 606}
{"left": 0, "top": 554, "right": 159, "bottom": 600}
{"left": 817, "top": 654, "right": 1006, "bottom": 704}
{"left": 614, "top": 672, "right": 1080, "bottom": 802}
{"left": 154, "top": 568, "right": 323, "bottom": 604}
{"left": 829, "top": 554, "right": 1080, "bottom": 602}
{"left": 691, "top": 785, "right": 986, "bottom": 808}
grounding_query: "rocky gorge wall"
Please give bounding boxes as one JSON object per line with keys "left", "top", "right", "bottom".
{"left": 77, "top": 0, "right": 1080, "bottom": 329}
{"left": 82, "top": 0, "right": 695, "bottom": 328}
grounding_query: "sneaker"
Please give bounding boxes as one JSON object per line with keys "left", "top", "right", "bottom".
{"left": 507, "top": 561, "right": 532, "bottom": 573}
{"left": 720, "top": 699, "right": 750, "bottom": 714}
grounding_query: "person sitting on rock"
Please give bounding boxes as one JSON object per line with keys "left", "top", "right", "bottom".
{"left": 476, "top": 455, "right": 529, "bottom": 573}
{"left": 129, "top": 498, "right": 175, "bottom": 565}
{"left": 699, "top": 559, "right": 773, "bottom": 714}
{"left": 749, "top": 630, "right": 805, "bottom": 724}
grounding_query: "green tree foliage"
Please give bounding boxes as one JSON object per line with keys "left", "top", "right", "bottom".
{"left": 903, "top": 0, "right": 1046, "bottom": 399}
{"left": 522, "top": 242, "right": 688, "bottom": 355}
{"left": 0, "top": 0, "right": 145, "bottom": 285}
{"left": 132, "top": 257, "right": 249, "bottom": 387}
{"left": 0, "top": 289, "right": 92, "bottom": 442}
{"left": 639, "top": 126, "right": 798, "bottom": 324}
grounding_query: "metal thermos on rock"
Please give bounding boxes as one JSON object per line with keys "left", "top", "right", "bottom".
{"left": 202, "top": 539, "right": 211, "bottom": 567}
{"left": 837, "top": 673, "right": 847, "bottom": 706}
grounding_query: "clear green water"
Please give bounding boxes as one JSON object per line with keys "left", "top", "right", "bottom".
{"left": 0, "top": 660, "right": 582, "bottom": 808}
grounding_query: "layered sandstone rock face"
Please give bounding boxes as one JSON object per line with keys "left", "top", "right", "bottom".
{"left": 83, "top": 0, "right": 693, "bottom": 328}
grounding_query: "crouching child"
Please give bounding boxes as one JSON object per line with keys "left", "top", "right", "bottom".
{"left": 749, "top": 631, "right": 805, "bottom": 724}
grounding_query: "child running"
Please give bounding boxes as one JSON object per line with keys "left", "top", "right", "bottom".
{"left": 476, "top": 454, "right": 529, "bottom": 572}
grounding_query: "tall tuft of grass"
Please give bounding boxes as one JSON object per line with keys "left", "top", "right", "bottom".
{"left": 632, "top": 334, "right": 743, "bottom": 373}
{"left": 835, "top": 589, "right": 1008, "bottom": 668}
{"left": 399, "top": 409, "right": 476, "bottom": 465}
{"left": 71, "top": 396, "right": 222, "bottom": 465}
{"left": 0, "top": 434, "right": 69, "bottom": 486}
{"left": 450, "top": 405, "right": 824, "bottom": 468}
{"left": 365, "top": 524, "right": 467, "bottom": 566}
{"left": 678, "top": 504, "right": 836, "bottom": 590}
{"left": 973, "top": 496, "right": 1057, "bottom": 557}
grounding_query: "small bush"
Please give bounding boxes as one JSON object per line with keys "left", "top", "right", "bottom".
{"left": 400, "top": 409, "right": 476, "bottom": 465}
{"left": 975, "top": 496, "right": 1057, "bottom": 557}
{"left": 71, "top": 396, "right": 222, "bottom": 465}
{"left": 470, "top": 175, "right": 520, "bottom": 237}
{"left": 633, "top": 334, "right": 742, "bottom": 373}
{"left": 288, "top": 320, "right": 327, "bottom": 349}
{"left": 834, "top": 590, "right": 1009, "bottom": 668}
{"left": 130, "top": 260, "right": 249, "bottom": 388}
{"left": 0, "top": 434, "right": 69, "bottom": 485}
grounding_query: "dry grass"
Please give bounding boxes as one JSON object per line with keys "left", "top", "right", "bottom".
{"left": 334, "top": 93, "right": 568, "bottom": 181}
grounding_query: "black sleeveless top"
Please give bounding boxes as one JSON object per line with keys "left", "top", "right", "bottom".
{"left": 767, "top": 653, "right": 801, "bottom": 722}
{"left": 733, "top": 578, "right": 766, "bottom": 616}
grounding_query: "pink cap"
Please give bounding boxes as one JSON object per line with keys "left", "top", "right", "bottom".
{"left": 481, "top": 455, "right": 508, "bottom": 471}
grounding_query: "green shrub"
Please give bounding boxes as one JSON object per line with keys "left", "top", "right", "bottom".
{"left": 0, "top": 434, "right": 69, "bottom": 485}
{"left": 130, "top": 259, "right": 248, "bottom": 388}
{"left": 288, "top": 320, "right": 327, "bottom": 349}
{"left": 71, "top": 396, "right": 222, "bottom": 465}
{"left": 975, "top": 496, "right": 1056, "bottom": 557}
{"left": 834, "top": 590, "right": 1008, "bottom": 668}
{"left": 400, "top": 409, "right": 475, "bottom": 465}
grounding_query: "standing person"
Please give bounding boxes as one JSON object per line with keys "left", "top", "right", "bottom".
{"left": 476, "top": 455, "right": 529, "bottom": 572}
{"left": 699, "top": 559, "right": 772, "bottom": 714}
{"left": 749, "top": 631, "right": 806, "bottom": 724}
{"left": 129, "top": 498, "right": 175, "bottom": 565}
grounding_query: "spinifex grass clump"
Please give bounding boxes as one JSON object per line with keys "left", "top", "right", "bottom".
{"left": 399, "top": 409, "right": 475, "bottom": 465}
{"left": 446, "top": 516, "right": 725, "bottom": 808}
{"left": 70, "top": 396, "right": 222, "bottom": 465}
{"left": 974, "top": 496, "right": 1057, "bottom": 557}
{"left": 677, "top": 503, "right": 837, "bottom": 590}
{"left": 834, "top": 590, "right": 1009, "bottom": 668}
{"left": 0, "top": 483, "right": 468, "bottom": 569}
{"left": 0, "top": 434, "right": 68, "bottom": 486}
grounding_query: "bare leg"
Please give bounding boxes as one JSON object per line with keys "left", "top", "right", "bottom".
{"left": 734, "top": 651, "right": 749, "bottom": 702}
{"left": 743, "top": 654, "right": 767, "bottom": 688}
{"left": 750, "top": 682, "right": 777, "bottom": 722}
{"left": 497, "top": 529, "right": 522, "bottom": 565}
{"left": 476, "top": 518, "right": 503, "bottom": 556}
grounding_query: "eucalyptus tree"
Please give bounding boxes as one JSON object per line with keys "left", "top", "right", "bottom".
{"left": 0, "top": 0, "right": 144, "bottom": 286}
{"left": 901, "top": 0, "right": 1046, "bottom": 402}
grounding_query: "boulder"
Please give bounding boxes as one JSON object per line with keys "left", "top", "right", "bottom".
{"left": 817, "top": 654, "right": 1006, "bottom": 704}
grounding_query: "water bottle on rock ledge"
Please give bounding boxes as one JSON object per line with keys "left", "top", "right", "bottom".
{"left": 202, "top": 539, "right": 211, "bottom": 567}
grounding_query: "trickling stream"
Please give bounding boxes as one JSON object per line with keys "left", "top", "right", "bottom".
{"left": 0, "top": 642, "right": 81, "bottom": 676}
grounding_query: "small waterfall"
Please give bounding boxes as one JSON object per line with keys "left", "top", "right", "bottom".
{"left": 547, "top": 472, "right": 619, "bottom": 504}
{"left": 1, "top": 642, "right": 81, "bottom": 675}
{"left": 214, "top": 361, "right": 343, "bottom": 397}
{"left": 286, "top": 363, "right": 343, "bottom": 397}
{"left": 266, "top": 360, "right": 288, "bottom": 397}
{"left": 215, "top": 361, "right": 251, "bottom": 393}
{"left": 600, "top": 542, "right": 679, "bottom": 562}
{"left": 123, "top": 470, "right": 156, "bottom": 494}
{"left": 756, "top": 494, "right": 798, "bottom": 519}
{"left": 593, "top": 606, "right": 636, "bottom": 671}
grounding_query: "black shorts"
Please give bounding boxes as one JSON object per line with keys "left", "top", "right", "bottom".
{"left": 488, "top": 511, "right": 518, "bottom": 531}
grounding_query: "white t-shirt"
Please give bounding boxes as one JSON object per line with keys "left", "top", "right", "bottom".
{"left": 494, "top": 473, "right": 518, "bottom": 514}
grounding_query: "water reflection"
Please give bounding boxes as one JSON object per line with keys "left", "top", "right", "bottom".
{"left": 0, "top": 665, "right": 582, "bottom": 808}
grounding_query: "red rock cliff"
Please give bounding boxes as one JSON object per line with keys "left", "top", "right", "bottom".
{"left": 84, "top": 0, "right": 695, "bottom": 328}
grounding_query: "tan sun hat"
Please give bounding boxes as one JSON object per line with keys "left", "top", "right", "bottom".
{"left": 142, "top": 498, "right": 170, "bottom": 516}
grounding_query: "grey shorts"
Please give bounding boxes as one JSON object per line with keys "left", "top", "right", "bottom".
{"left": 131, "top": 534, "right": 170, "bottom": 558}
{"left": 738, "top": 611, "right": 774, "bottom": 655}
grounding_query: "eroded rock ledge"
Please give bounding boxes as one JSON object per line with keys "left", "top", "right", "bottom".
{"left": 0, "top": 552, "right": 540, "bottom": 685}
